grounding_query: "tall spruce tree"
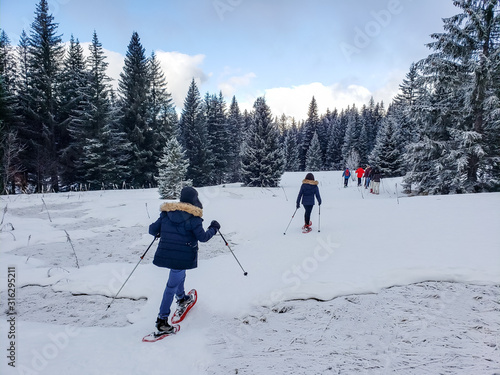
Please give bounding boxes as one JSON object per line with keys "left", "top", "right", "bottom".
{"left": 369, "top": 110, "right": 403, "bottom": 177}
{"left": 205, "top": 91, "right": 230, "bottom": 184}
{"left": 147, "top": 51, "right": 176, "bottom": 160}
{"left": 326, "top": 110, "right": 346, "bottom": 170}
{"left": 58, "top": 35, "right": 90, "bottom": 188}
{"left": 284, "top": 119, "right": 300, "bottom": 172}
{"left": 118, "top": 31, "right": 153, "bottom": 187}
{"left": 305, "top": 132, "right": 322, "bottom": 171}
{"left": 179, "top": 79, "right": 211, "bottom": 186}
{"left": 26, "top": 0, "right": 64, "bottom": 192}
{"left": 300, "top": 97, "right": 320, "bottom": 170}
{"left": 341, "top": 105, "right": 361, "bottom": 165}
{"left": 227, "top": 96, "right": 244, "bottom": 182}
{"left": 241, "top": 97, "right": 284, "bottom": 187}
{"left": 0, "top": 30, "right": 23, "bottom": 193}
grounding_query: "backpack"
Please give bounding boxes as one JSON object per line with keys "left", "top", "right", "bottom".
{"left": 345, "top": 169, "right": 350, "bottom": 177}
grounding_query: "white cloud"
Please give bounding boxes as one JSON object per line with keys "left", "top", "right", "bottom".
{"left": 78, "top": 45, "right": 208, "bottom": 110}
{"left": 218, "top": 71, "right": 257, "bottom": 98}
{"left": 240, "top": 82, "right": 373, "bottom": 121}
{"left": 154, "top": 50, "right": 209, "bottom": 109}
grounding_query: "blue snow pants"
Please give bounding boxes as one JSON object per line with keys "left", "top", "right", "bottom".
{"left": 158, "top": 269, "right": 187, "bottom": 319}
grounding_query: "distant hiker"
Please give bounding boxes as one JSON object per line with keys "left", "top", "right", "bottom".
{"left": 296, "top": 173, "right": 322, "bottom": 231}
{"left": 355, "top": 167, "right": 365, "bottom": 187}
{"left": 370, "top": 167, "right": 382, "bottom": 194}
{"left": 342, "top": 168, "right": 351, "bottom": 187}
{"left": 364, "top": 166, "right": 372, "bottom": 189}
{"left": 149, "top": 186, "right": 220, "bottom": 334}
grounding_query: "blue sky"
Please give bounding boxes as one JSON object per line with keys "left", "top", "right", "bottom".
{"left": 1, "top": 0, "right": 459, "bottom": 120}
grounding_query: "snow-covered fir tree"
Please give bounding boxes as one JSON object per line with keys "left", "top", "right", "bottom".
{"left": 58, "top": 35, "right": 90, "bottom": 188}
{"left": 205, "top": 92, "right": 230, "bottom": 184}
{"left": 147, "top": 51, "right": 176, "bottom": 161}
{"left": 179, "top": 79, "right": 211, "bottom": 186}
{"left": 0, "top": 31, "right": 20, "bottom": 193}
{"left": 300, "top": 97, "right": 321, "bottom": 170}
{"left": 26, "top": 0, "right": 65, "bottom": 191}
{"left": 284, "top": 119, "right": 300, "bottom": 172}
{"left": 325, "top": 110, "right": 345, "bottom": 170}
{"left": 403, "top": 0, "right": 500, "bottom": 193}
{"left": 305, "top": 132, "right": 322, "bottom": 171}
{"left": 369, "top": 111, "right": 403, "bottom": 177}
{"left": 118, "top": 31, "right": 153, "bottom": 187}
{"left": 156, "top": 136, "right": 189, "bottom": 199}
{"left": 227, "top": 96, "right": 244, "bottom": 182}
{"left": 341, "top": 105, "right": 361, "bottom": 165}
{"left": 241, "top": 97, "right": 284, "bottom": 187}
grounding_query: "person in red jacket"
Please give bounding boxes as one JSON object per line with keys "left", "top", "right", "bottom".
{"left": 355, "top": 167, "right": 364, "bottom": 187}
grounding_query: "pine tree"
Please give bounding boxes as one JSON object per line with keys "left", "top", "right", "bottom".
{"left": 241, "top": 97, "right": 284, "bottom": 187}
{"left": 305, "top": 132, "right": 322, "bottom": 171}
{"left": 300, "top": 97, "right": 320, "bottom": 170}
{"left": 326, "top": 110, "right": 346, "bottom": 170}
{"left": 118, "top": 31, "right": 153, "bottom": 187}
{"left": 317, "top": 112, "right": 332, "bottom": 169}
{"left": 0, "top": 30, "right": 21, "bottom": 193}
{"left": 369, "top": 113, "right": 403, "bottom": 177}
{"left": 205, "top": 92, "right": 230, "bottom": 184}
{"left": 284, "top": 119, "right": 300, "bottom": 171}
{"left": 405, "top": 0, "right": 500, "bottom": 193}
{"left": 58, "top": 35, "right": 90, "bottom": 188}
{"left": 147, "top": 51, "right": 176, "bottom": 160}
{"left": 156, "top": 137, "right": 189, "bottom": 199}
{"left": 227, "top": 96, "right": 244, "bottom": 182}
{"left": 26, "top": 0, "right": 65, "bottom": 192}
{"left": 341, "top": 105, "right": 360, "bottom": 165}
{"left": 179, "top": 79, "right": 211, "bottom": 186}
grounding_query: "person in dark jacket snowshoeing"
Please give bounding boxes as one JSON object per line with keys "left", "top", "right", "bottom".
{"left": 149, "top": 186, "right": 220, "bottom": 333}
{"left": 296, "top": 173, "right": 322, "bottom": 231}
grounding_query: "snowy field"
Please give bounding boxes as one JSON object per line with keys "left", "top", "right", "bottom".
{"left": 0, "top": 171, "right": 499, "bottom": 375}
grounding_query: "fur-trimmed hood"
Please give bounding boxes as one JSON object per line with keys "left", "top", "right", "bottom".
{"left": 302, "top": 179, "right": 319, "bottom": 185}
{"left": 160, "top": 202, "right": 203, "bottom": 218}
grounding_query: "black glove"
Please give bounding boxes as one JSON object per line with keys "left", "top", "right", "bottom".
{"left": 209, "top": 220, "right": 220, "bottom": 232}
{"left": 296, "top": 203, "right": 300, "bottom": 209}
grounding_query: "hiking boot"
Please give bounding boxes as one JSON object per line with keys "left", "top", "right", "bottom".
{"left": 156, "top": 317, "right": 175, "bottom": 333}
{"left": 177, "top": 293, "right": 193, "bottom": 308}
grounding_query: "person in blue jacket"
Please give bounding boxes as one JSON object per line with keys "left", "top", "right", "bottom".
{"left": 296, "top": 173, "right": 322, "bottom": 229}
{"left": 342, "top": 168, "right": 351, "bottom": 187}
{"left": 149, "top": 186, "right": 220, "bottom": 333}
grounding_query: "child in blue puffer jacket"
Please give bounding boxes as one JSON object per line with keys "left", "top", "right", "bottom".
{"left": 149, "top": 186, "right": 220, "bottom": 333}
{"left": 296, "top": 173, "right": 322, "bottom": 230}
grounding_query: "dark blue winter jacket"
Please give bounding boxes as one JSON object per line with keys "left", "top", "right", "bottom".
{"left": 149, "top": 202, "right": 216, "bottom": 270}
{"left": 296, "top": 179, "right": 322, "bottom": 207}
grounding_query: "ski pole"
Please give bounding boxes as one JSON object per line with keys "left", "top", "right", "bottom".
{"left": 106, "top": 236, "right": 158, "bottom": 310}
{"left": 218, "top": 231, "right": 248, "bottom": 276}
{"left": 283, "top": 207, "right": 298, "bottom": 235}
{"left": 318, "top": 205, "right": 321, "bottom": 233}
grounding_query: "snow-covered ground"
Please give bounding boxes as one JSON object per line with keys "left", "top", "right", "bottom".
{"left": 0, "top": 171, "right": 499, "bottom": 375}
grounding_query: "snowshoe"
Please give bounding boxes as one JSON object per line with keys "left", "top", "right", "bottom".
{"left": 142, "top": 325, "right": 180, "bottom": 342}
{"left": 302, "top": 221, "right": 312, "bottom": 233}
{"left": 171, "top": 289, "right": 197, "bottom": 324}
